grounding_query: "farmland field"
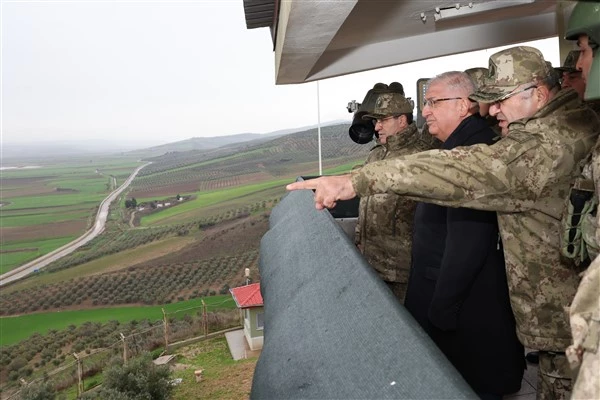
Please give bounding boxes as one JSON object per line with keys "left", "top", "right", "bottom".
{"left": 0, "top": 157, "right": 144, "bottom": 271}
{"left": 0, "top": 295, "right": 236, "bottom": 347}
{"left": 0, "top": 236, "right": 77, "bottom": 274}
{"left": 0, "top": 123, "right": 371, "bottom": 397}
{"left": 1, "top": 236, "right": 195, "bottom": 293}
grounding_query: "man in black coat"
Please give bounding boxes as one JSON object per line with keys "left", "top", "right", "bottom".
{"left": 404, "top": 71, "right": 525, "bottom": 400}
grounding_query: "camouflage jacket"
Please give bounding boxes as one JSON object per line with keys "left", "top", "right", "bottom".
{"left": 355, "top": 123, "right": 433, "bottom": 283}
{"left": 576, "top": 100, "right": 600, "bottom": 259}
{"left": 566, "top": 255, "right": 600, "bottom": 400}
{"left": 351, "top": 89, "right": 600, "bottom": 350}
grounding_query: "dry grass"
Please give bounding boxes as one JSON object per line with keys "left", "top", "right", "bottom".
{"left": 171, "top": 336, "right": 257, "bottom": 400}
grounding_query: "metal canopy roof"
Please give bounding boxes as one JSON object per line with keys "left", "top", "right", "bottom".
{"left": 243, "top": 0, "right": 576, "bottom": 85}
{"left": 243, "top": 0, "right": 276, "bottom": 29}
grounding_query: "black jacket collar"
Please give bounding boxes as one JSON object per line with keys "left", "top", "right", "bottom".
{"left": 442, "top": 114, "right": 494, "bottom": 150}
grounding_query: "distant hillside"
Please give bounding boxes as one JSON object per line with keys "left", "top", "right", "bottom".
{"left": 2, "top": 140, "right": 142, "bottom": 161}
{"left": 126, "top": 122, "right": 373, "bottom": 198}
{"left": 1, "top": 121, "right": 350, "bottom": 162}
{"left": 125, "top": 120, "right": 349, "bottom": 157}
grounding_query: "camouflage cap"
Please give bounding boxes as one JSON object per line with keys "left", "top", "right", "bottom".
{"left": 555, "top": 50, "right": 581, "bottom": 73}
{"left": 546, "top": 61, "right": 561, "bottom": 90}
{"left": 464, "top": 67, "right": 489, "bottom": 90}
{"left": 469, "top": 46, "right": 551, "bottom": 103}
{"left": 388, "top": 82, "right": 405, "bottom": 95}
{"left": 357, "top": 83, "right": 391, "bottom": 114}
{"left": 362, "top": 92, "right": 414, "bottom": 120}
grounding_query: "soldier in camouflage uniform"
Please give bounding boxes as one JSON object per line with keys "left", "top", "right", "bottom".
{"left": 563, "top": 2, "right": 600, "bottom": 400}
{"left": 566, "top": 256, "right": 600, "bottom": 400}
{"left": 565, "top": 2, "right": 600, "bottom": 118}
{"left": 556, "top": 51, "right": 586, "bottom": 100}
{"left": 355, "top": 91, "right": 433, "bottom": 303}
{"left": 464, "top": 67, "right": 500, "bottom": 134}
{"left": 561, "top": 3, "right": 600, "bottom": 268}
{"left": 464, "top": 67, "right": 489, "bottom": 116}
{"left": 287, "top": 46, "right": 600, "bottom": 400}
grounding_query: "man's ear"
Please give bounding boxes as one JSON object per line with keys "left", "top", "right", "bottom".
{"left": 459, "top": 98, "right": 471, "bottom": 117}
{"left": 536, "top": 85, "right": 550, "bottom": 109}
{"left": 399, "top": 114, "right": 407, "bottom": 126}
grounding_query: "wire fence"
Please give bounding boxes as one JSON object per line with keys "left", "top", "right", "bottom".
{"left": 3, "top": 300, "right": 241, "bottom": 400}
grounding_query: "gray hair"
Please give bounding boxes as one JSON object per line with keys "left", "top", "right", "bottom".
{"left": 427, "top": 71, "right": 476, "bottom": 97}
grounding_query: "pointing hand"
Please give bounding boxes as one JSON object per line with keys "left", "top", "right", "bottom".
{"left": 286, "top": 174, "right": 356, "bottom": 210}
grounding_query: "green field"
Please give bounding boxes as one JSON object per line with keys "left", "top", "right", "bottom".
{"left": 139, "top": 179, "right": 291, "bottom": 225}
{"left": 6, "top": 190, "right": 106, "bottom": 210}
{"left": 0, "top": 295, "right": 236, "bottom": 347}
{"left": 0, "top": 125, "right": 367, "bottom": 398}
{"left": 1, "top": 208, "right": 92, "bottom": 227}
{"left": 139, "top": 162, "right": 360, "bottom": 226}
{"left": 0, "top": 236, "right": 77, "bottom": 274}
{"left": 1, "top": 157, "right": 144, "bottom": 271}
{"left": 2, "top": 236, "right": 195, "bottom": 295}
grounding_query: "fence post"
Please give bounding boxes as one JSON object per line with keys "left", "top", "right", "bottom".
{"left": 73, "top": 353, "right": 83, "bottom": 396}
{"left": 202, "top": 300, "right": 208, "bottom": 337}
{"left": 162, "top": 308, "right": 169, "bottom": 353}
{"left": 120, "top": 333, "right": 128, "bottom": 365}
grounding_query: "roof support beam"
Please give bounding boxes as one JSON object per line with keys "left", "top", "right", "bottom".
{"left": 274, "top": 0, "right": 359, "bottom": 84}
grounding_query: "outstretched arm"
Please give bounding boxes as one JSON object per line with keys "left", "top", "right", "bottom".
{"left": 286, "top": 174, "right": 356, "bottom": 210}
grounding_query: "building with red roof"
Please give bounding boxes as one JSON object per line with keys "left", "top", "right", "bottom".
{"left": 230, "top": 282, "right": 264, "bottom": 351}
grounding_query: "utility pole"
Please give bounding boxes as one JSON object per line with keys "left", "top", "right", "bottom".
{"left": 162, "top": 308, "right": 169, "bottom": 354}
{"left": 317, "top": 81, "right": 323, "bottom": 175}
{"left": 201, "top": 299, "right": 208, "bottom": 337}
{"left": 120, "top": 333, "right": 128, "bottom": 364}
{"left": 73, "top": 353, "right": 83, "bottom": 396}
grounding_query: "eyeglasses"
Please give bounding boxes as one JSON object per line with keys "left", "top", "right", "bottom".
{"left": 371, "top": 115, "right": 396, "bottom": 126}
{"left": 422, "top": 97, "right": 463, "bottom": 108}
{"left": 493, "top": 85, "right": 538, "bottom": 105}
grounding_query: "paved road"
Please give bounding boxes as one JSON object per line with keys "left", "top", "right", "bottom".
{"left": 0, "top": 163, "right": 151, "bottom": 286}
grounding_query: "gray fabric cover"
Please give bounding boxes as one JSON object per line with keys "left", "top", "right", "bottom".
{"left": 251, "top": 188, "right": 476, "bottom": 399}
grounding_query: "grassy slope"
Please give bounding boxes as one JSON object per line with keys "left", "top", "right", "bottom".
{"left": 140, "top": 179, "right": 290, "bottom": 225}
{"left": 138, "top": 159, "right": 363, "bottom": 226}
{"left": 172, "top": 336, "right": 256, "bottom": 400}
{"left": 2, "top": 236, "right": 195, "bottom": 294}
{"left": 0, "top": 295, "right": 236, "bottom": 346}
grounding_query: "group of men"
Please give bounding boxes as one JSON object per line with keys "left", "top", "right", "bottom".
{"left": 288, "top": 2, "right": 600, "bottom": 400}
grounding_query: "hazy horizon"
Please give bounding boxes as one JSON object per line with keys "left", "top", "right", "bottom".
{"left": 3, "top": 1, "right": 561, "bottom": 146}
{"left": 1, "top": 118, "right": 352, "bottom": 161}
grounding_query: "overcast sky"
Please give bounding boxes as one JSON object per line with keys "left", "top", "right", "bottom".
{"left": 2, "top": 1, "right": 561, "bottom": 147}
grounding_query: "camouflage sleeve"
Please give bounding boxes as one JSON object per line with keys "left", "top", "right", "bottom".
{"left": 350, "top": 136, "right": 553, "bottom": 212}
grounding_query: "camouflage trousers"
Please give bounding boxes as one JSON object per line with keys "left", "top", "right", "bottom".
{"left": 571, "top": 347, "right": 600, "bottom": 400}
{"left": 537, "top": 352, "right": 573, "bottom": 400}
{"left": 385, "top": 281, "right": 407, "bottom": 304}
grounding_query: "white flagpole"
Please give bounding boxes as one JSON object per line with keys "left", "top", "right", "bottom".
{"left": 317, "top": 81, "right": 323, "bottom": 175}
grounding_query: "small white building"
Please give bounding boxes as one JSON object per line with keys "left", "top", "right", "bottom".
{"left": 229, "top": 283, "right": 264, "bottom": 351}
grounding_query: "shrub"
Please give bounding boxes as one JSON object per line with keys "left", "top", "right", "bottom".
{"left": 7, "top": 357, "right": 27, "bottom": 374}
{"left": 19, "top": 381, "right": 56, "bottom": 400}
{"left": 84, "top": 354, "right": 172, "bottom": 400}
